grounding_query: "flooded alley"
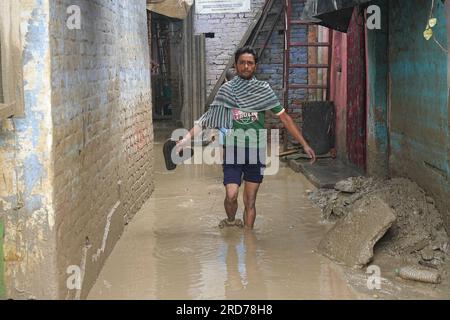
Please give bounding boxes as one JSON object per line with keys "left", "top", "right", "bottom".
{"left": 88, "top": 130, "right": 360, "bottom": 300}
{"left": 1, "top": 0, "right": 449, "bottom": 301}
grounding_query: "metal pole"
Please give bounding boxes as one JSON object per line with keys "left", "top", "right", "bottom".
{"left": 283, "top": 0, "right": 292, "bottom": 151}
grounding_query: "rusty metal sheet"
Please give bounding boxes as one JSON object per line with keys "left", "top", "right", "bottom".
{"left": 147, "top": 0, "right": 193, "bottom": 19}
{"left": 346, "top": 8, "right": 366, "bottom": 171}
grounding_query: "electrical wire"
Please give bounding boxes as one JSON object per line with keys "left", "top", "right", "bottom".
{"left": 428, "top": 0, "right": 449, "bottom": 54}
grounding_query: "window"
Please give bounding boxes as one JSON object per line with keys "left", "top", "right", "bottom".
{"left": 0, "top": 0, "right": 23, "bottom": 119}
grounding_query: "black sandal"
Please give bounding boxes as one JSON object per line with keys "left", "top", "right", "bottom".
{"left": 163, "top": 139, "right": 195, "bottom": 170}
{"left": 163, "top": 139, "right": 177, "bottom": 170}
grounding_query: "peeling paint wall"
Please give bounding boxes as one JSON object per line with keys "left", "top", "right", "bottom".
{"left": 388, "top": 0, "right": 450, "bottom": 232}
{"left": 447, "top": 0, "right": 450, "bottom": 236}
{"left": 0, "top": 0, "right": 57, "bottom": 299}
{"left": 346, "top": 8, "right": 367, "bottom": 171}
{"left": 330, "top": 7, "right": 371, "bottom": 171}
{"left": 50, "top": 0, "right": 153, "bottom": 299}
{"left": 366, "top": 0, "right": 388, "bottom": 177}
{"left": 330, "top": 31, "right": 348, "bottom": 160}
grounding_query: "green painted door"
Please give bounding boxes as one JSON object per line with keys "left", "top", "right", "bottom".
{"left": 0, "top": 219, "right": 4, "bottom": 298}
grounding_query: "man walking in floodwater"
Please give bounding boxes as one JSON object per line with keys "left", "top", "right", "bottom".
{"left": 174, "top": 46, "right": 316, "bottom": 229}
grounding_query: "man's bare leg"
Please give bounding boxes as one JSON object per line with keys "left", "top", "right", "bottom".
{"left": 243, "top": 181, "right": 260, "bottom": 229}
{"left": 224, "top": 183, "right": 239, "bottom": 222}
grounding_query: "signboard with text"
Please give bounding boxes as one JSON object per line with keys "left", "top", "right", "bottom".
{"left": 196, "top": 0, "right": 251, "bottom": 14}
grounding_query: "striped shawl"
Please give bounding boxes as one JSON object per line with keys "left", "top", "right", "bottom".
{"left": 197, "top": 75, "right": 280, "bottom": 128}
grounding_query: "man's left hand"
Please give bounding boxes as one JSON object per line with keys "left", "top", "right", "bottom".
{"left": 304, "top": 146, "right": 316, "bottom": 164}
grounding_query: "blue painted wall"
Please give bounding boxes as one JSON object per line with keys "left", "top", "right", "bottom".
{"left": 0, "top": 0, "right": 57, "bottom": 298}
{"left": 388, "top": 0, "right": 449, "bottom": 228}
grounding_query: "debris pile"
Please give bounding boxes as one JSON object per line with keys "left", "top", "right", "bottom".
{"left": 309, "top": 177, "right": 449, "bottom": 270}
{"left": 318, "top": 196, "right": 396, "bottom": 268}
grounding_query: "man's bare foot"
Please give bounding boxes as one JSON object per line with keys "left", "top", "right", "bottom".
{"left": 219, "top": 218, "right": 244, "bottom": 228}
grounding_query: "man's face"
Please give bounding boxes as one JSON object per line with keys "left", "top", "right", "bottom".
{"left": 235, "top": 53, "right": 256, "bottom": 80}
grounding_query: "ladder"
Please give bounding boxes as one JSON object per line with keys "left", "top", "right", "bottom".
{"left": 205, "top": 0, "right": 284, "bottom": 108}
{"left": 249, "top": 0, "right": 285, "bottom": 60}
{"left": 283, "top": 0, "right": 333, "bottom": 102}
{"left": 282, "top": 0, "right": 333, "bottom": 148}
{"left": 155, "top": 20, "right": 169, "bottom": 88}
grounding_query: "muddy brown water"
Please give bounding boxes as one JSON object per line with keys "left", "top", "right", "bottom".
{"left": 87, "top": 141, "right": 362, "bottom": 300}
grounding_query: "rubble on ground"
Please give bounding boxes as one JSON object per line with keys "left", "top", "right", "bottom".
{"left": 309, "top": 177, "right": 449, "bottom": 270}
{"left": 318, "top": 196, "right": 396, "bottom": 268}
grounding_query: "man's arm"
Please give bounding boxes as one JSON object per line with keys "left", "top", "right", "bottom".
{"left": 175, "top": 123, "right": 202, "bottom": 152}
{"left": 278, "top": 112, "right": 316, "bottom": 163}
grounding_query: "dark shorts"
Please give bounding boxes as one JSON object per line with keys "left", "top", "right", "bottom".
{"left": 222, "top": 147, "right": 266, "bottom": 186}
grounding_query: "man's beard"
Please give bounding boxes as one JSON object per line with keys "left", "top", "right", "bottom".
{"left": 238, "top": 71, "right": 254, "bottom": 80}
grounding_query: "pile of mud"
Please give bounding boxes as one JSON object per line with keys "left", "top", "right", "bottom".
{"left": 309, "top": 177, "right": 449, "bottom": 269}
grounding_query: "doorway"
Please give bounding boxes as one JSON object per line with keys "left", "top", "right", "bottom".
{"left": 150, "top": 11, "right": 183, "bottom": 123}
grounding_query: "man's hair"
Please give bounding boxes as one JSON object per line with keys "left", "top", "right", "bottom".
{"left": 234, "top": 46, "right": 258, "bottom": 64}
{"left": 225, "top": 69, "right": 235, "bottom": 81}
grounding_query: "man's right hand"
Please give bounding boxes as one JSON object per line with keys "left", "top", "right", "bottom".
{"left": 175, "top": 140, "right": 183, "bottom": 154}
{"left": 330, "top": 148, "right": 337, "bottom": 159}
{"left": 176, "top": 138, "right": 189, "bottom": 154}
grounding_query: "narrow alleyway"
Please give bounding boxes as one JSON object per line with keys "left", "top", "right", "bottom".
{"left": 2, "top": 0, "right": 450, "bottom": 301}
{"left": 87, "top": 124, "right": 361, "bottom": 299}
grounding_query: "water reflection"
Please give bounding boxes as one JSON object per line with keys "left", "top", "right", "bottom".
{"left": 88, "top": 140, "right": 363, "bottom": 300}
{"left": 222, "top": 230, "right": 267, "bottom": 299}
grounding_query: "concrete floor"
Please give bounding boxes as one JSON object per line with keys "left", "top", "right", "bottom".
{"left": 87, "top": 125, "right": 363, "bottom": 300}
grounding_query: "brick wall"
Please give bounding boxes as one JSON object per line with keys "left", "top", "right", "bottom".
{"left": 195, "top": 0, "right": 266, "bottom": 97}
{"left": 50, "top": 0, "right": 153, "bottom": 299}
{"left": 256, "top": 0, "right": 286, "bottom": 131}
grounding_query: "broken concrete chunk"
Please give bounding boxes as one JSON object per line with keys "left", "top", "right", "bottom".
{"left": 407, "top": 239, "right": 429, "bottom": 254}
{"left": 441, "top": 242, "right": 449, "bottom": 254}
{"left": 323, "top": 201, "right": 334, "bottom": 220}
{"left": 334, "top": 178, "right": 358, "bottom": 193}
{"left": 425, "top": 196, "right": 435, "bottom": 205}
{"left": 420, "top": 247, "right": 435, "bottom": 261}
{"left": 309, "top": 189, "right": 338, "bottom": 211}
{"left": 318, "top": 197, "right": 396, "bottom": 268}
